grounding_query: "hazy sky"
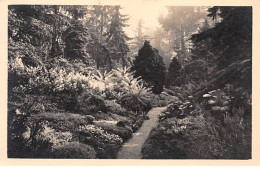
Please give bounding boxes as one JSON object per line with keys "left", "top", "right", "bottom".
{"left": 120, "top": 2, "right": 168, "bottom": 38}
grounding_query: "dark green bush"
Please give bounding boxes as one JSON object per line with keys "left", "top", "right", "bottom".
{"left": 94, "top": 120, "right": 133, "bottom": 141}
{"left": 142, "top": 112, "right": 251, "bottom": 159}
{"left": 142, "top": 127, "right": 187, "bottom": 159}
{"left": 77, "top": 125, "right": 123, "bottom": 159}
{"left": 52, "top": 142, "right": 96, "bottom": 159}
{"left": 31, "top": 112, "right": 89, "bottom": 132}
{"left": 105, "top": 100, "right": 128, "bottom": 115}
{"left": 77, "top": 92, "right": 108, "bottom": 114}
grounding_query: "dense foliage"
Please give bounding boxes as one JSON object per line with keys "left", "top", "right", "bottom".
{"left": 131, "top": 41, "right": 166, "bottom": 94}
{"left": 8, "top": 5, "right": 155, "bottom": 159}
{"left": 142, "top": 6, "right": 252, "bottom": 159}
{"left": 191, "top": 6, "right": 252, "bottom": 92}
{"left": 8, "top": 5, "right": 252, "bottom": 159}
{"left": 166, "top": 57, "right": 182, "bottom": 87}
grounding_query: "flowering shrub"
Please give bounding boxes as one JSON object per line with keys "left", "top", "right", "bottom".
{"left": 33, "top": 123, "right": 72, "bottom": 148}
{"left": 31, "top": 112, "right": 90, "bottom": 132}
{"left": 78, "top": 125, "right": 123, "bottom": 158}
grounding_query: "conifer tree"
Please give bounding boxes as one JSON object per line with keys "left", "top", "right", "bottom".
{"left": 130, "top": 20, "right": 151, "bottom": 55}
{"left": 166, "top": 57, "right": 181, "bottom": 87}
{"left": 105, "top": 6, "right": 131, "bottom": 68}
{"left": 132, "top": 41, "right": 166, "bottom": 94}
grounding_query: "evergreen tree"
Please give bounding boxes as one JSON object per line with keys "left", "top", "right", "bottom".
{"left": 166, "top": 57, "right": 181, "bottom": 87}
{"left": 132, "top": 41, "right": 166, "bottom": 94}
{"left": 130, "top": 20, "right": 151, "bottom": 55}
{"left": 191, "top": 6, "right": 252, "bottom": 92}
{"left": 152, "top": 28, "right": 173, "bottom": 69}
{"left": 86, "top": 5, "right": 114, "bottom": 35}
{"left": 105, "top": 6, "right": 131, "bottom": 68}
{"left": 158, "top": 6, "right": 208, "bottom": 64}
{"left": 191, "top": 19, "right": 214, "bottom": 66}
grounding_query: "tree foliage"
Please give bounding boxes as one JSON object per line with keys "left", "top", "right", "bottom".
{"left": 105, "top": 6, "right": 131, "bottom": 68}
{"left": 159, "top": 6, "right": 208, "bottom": 63}
{"left": 166, "top": 57, "right": 181, "bottom": 87}
{"left": 130, "top": 20, "right": 152, "bottom": 56}
{"left": 132, "top": 41, "right": 166, "bottom": 94}
{"left": 191, "top": 6, "right": 252, "bottom": 92}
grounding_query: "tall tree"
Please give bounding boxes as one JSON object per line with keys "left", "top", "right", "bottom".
{"left": 132, "top": 41, "right": 166, "bottom": 94}
{"left": 86, "top": 5, "right": 114, "bottom": 35}
{"left": 130, "top": 20, "right": 152, "bottom": 55}
{"left": 191, "top": 19, "right": 214, "bottom": 65}
{"left": 166, "top": 57, "right": 181, "bottom": 87}
{"left": 191, "top": 6, "right": 252, "bottom": 92}
{"left": 152, "top": 27, "right": 174, "bottom": 69}
{"left": 158, "top": 6, "right": 208, "bottom": 64}
{"left": 105, "top": 6, "right": 131, "bottom": 68}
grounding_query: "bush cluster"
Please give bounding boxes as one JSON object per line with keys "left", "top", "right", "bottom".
{"left": 142, "top": 84, "right": 251, "bottom": 159}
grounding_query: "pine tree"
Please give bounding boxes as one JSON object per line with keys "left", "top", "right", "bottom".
{"left": 86, "top": 5, "right": 114, "bottom": 35}
{"left": 132, "top": 41, "right": 166, "bottom": 94}
{"left": 130, "top": 20, "right": 151, "bottom": 55}
{"left": 105, "top": 6, "right": 131, "bottom": 68}
{"left": 191, "top": 19, "right": 214, "bottom": 64}
{"left": 166, "top": 57, "right": 181, "bottom": 87}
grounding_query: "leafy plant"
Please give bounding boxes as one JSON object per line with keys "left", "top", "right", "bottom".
{"left": 77, "top": 125, "right": 123, "bottom": 158}
{"left": 52, "top": 142, "right": 96, "bottom": 159}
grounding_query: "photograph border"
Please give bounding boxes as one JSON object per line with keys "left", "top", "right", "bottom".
{"left": 1, "top": 0, "right": 260, "bottom": 166}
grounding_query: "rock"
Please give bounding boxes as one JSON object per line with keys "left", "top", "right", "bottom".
{"left": 164, "top": 111, "right": 171, "bottom": 115}
{"left": 208, "top": 100, "right": 216, "bottom": 105}
{"left": 159, "top": 126, "right": 166, "bottom": 131}
{"left": 203, "top": 94, "right": 211, "bottom": 98}
{"left": 122, "top": 120, "right": 131, "bottom": 126}
{"left": 211, "top": 106, "right": 221, "bottom": 112}
{"left": 223, "top": 101, "right": 229, "bottom": 106}
{"left": 85, "top": 115, "right": 95, "bottom": 124}
{"left": 116, "top": 121, "right": 126, "bottom": 127}
{"left": 144, "top": 115, "right": 150, "bottom": 120}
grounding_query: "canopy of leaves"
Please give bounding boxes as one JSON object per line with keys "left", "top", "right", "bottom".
{"left": 191, "top": 6, "right": 252, "bottom": 93}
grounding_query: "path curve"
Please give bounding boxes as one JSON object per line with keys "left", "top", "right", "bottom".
{"left": 116, "top": 107, "right": 167, "bottom": 159}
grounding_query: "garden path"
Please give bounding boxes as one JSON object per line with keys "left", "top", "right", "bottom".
{"left": 116, "top": 106, "right": 167, "bottom": 159}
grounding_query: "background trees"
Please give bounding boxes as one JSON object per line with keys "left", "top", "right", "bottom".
{"left": 105, "top": 6, "right": 131, "bottom": 68}
{"left": 158, "top": 6, "right": 208, "bottom": 64}
{"left": 191, "top": 6, "right": 252, "bottom": 93}
{"left": 166, "top": 57, "right": 181, "bottom": 87}
{"left": 129, "top": 20, "right": 152, "bottom": 56}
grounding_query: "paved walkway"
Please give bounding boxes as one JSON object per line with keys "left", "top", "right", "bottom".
{"left": 116, "top": 107, "right": 167, "bottom": 159}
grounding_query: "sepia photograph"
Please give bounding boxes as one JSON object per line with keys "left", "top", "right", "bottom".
{"left": 2, "top": 0, "right": 258, "bottom": 164}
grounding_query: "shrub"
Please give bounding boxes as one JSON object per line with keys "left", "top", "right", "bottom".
{"left": 77, "top": 125, "right": 123, "bottom": 158}
{"left": 143, "top": 111, "right": 251, "bottom": 159}
{"left": 105, "top": 100, "right": 128, "bottom": 115}
{"left": 94, "top": 120, "right": 133, "bottom": 141}
{"left": 8, "top": 112, "right": 73, "bottom": 158}
{"left": 31, "top": 112, "right": 89, "bottom": 132}
{"left": 142, "top": 127, "right": 187, "bottom": 159}
{"left": 120, "top": 82, "right": 152, "bottom": 113}
{"left": 52, "top": 142, "right": 96, "bottom": 159}
{"left": 77, "top": 92, "right": 108, "bottom": 114}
